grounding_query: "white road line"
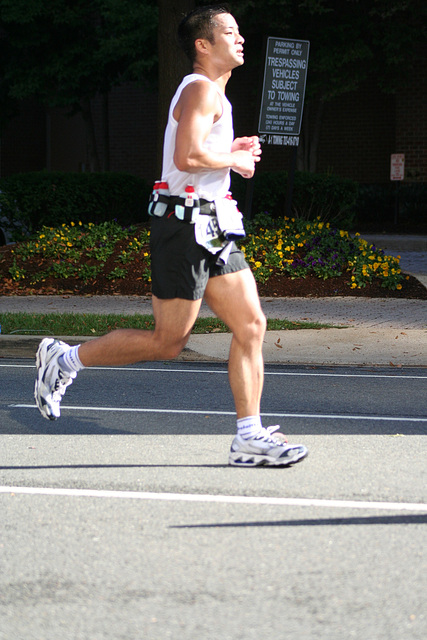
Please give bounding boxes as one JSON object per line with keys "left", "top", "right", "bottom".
{"left": 9, "top": 404, "right": 427, "bottom": 422}
{"left": 1, "top": 363, "right": 426, "bottom": 380}
{"left": 92, "top": 367, "right": 427, "bottom": 381}
{"left": 1, "top": 485, "right": 426, "bottom": 512}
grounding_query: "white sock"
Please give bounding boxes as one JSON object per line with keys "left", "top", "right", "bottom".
{"left": 58, "top": 345, "right": 85, "bottom": 375}
{"left": 237, "top": 415, "right": 263, "bottom": 439}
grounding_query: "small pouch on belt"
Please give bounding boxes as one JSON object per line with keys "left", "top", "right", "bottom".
{"left": 214, "top": 194, "right": 246, "bottom": 241}
{"left": 148, "top": 181, "right": 170, "bottom": 217}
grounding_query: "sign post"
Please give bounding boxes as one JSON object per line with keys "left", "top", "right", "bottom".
{"left": 257, "top": 37, "right": 309, "bottom": 219}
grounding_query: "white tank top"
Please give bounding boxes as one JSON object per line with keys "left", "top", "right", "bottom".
{"left": 161, "top": 73, "right": 234, "bottom": 200}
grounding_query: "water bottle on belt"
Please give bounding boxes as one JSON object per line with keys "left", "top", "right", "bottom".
{"left": 175, "top": 185, "right": 200, "bottom": 222}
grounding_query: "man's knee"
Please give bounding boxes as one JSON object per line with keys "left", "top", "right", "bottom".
{"left": 161, "top": 340, "right": 186, "bottom": 360}
{"left": 153, "top": 331, "right": 190, "bottom": 360}
{"left": 235, "top": 310, "right": 266, "bottom": 345}
{"left": 253, "top": 311, "right": 267, "bottom": 339}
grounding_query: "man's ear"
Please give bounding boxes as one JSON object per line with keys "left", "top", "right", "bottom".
{"left": 195, "top": 38, "right": 210, "bottom": 57}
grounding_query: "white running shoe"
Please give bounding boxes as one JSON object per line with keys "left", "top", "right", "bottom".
{"left": 34, "top": 338, "right": 76, "bottom": 420}
{"left": 229, "top": 427, "right": 308, "bottom": 467}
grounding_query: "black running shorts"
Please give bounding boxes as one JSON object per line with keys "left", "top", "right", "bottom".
{"left": 150, "top": 214, "right": 249, "bottom": 300}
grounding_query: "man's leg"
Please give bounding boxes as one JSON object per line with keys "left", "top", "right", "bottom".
{"left": 34, "top": 296, "right": 202, "bottom": 419}
{"left": 78, "top": 296, "right": 202, "bottom": 366}
{"left": 203, "top": 268, "right": 266, "bottom": 419}
{"left": 204, "top": 268, "right": 308, "bottom": 467}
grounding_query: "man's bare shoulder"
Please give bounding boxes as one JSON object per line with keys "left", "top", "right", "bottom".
{"left": 176, "top": 79, "right": 222, "bottom": 118}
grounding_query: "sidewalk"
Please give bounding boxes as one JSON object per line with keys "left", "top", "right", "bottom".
{"left": 1, "top": 235, "right": 426, "bottom": 366}
{"left": 1, "top": 295, "right": 425, "bottom": 365}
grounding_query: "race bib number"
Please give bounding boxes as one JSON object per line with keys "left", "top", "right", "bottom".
{"left": 194, "top": 216, "right": 227, "bottom": 254}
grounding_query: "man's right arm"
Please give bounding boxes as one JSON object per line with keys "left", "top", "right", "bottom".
{"left": 173, "top": 81, "right": 259, "bottom": 179}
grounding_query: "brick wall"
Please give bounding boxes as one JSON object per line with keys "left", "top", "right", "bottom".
{"left": 1, "top": 101, "right": 46, "bottom": 176}
{"left": 316, "top": 80, "right": 396, "bottom": 183}
{"left": 91, "top": 82, "right": 158, "bottom": 183}
{"left": 1, "top": 63, "right": 425, "bottom": 186}
{"left": 227, "top": 59, "right": 427, "bottom": 184}
{"left": 395, "top": 55, "right": 427, "bottom": 182}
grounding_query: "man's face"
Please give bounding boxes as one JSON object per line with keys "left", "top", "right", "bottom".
{"left": 207, "top": 13, "right": 245, "bottom": 70}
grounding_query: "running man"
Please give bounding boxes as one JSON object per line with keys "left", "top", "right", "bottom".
{"left": 34, "top": 4, "right": 308, "bottom": 467}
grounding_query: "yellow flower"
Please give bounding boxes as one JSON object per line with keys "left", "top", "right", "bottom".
{"left": 254, "top": 261, "right": 262, "bottom": 268}
{"left": 396, "top": 284, "right": 402, "bottom": 290}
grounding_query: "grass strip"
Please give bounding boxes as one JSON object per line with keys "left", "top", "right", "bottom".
{"left": 0, "top": 312, "right": 339, "bottom": 337}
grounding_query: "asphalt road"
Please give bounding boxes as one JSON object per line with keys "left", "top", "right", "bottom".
{"left": 1, "top": 360, "right": 426, "bottom": 640}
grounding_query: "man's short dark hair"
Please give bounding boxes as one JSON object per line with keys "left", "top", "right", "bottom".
{"left": 178, "top": 4, "right": 231, "bottom": 63}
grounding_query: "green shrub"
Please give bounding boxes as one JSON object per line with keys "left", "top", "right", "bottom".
{"left": 0, "top": 171, "right": 151, "bottom": 240}
{"left": 355, "top": 182, "right": 427, "bottom": 231}
{"left": 291, "top": 172, "right": 358, "bottom": 229}
{"left": 231, "top": 170, "right": 358, "bottom": 229}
